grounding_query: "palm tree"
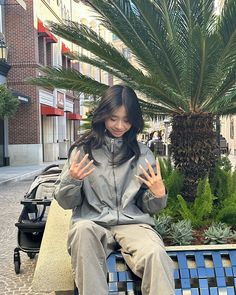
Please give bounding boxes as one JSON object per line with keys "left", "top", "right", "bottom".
{"left": 31, "top": 0, "right": 236, "bottom": 201}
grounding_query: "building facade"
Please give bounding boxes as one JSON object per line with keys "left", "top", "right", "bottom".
{"left": 0, "top": 0, "right": 17, "bottom": 167}
{"left": 3, "top": 0, "right": 81, "bottom": 166}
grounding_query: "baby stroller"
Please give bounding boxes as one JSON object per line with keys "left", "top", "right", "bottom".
{"left": 14, "top": 164, "right": 62, "bottom": 274}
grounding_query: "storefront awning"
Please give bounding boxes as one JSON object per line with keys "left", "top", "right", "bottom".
{"left": 46, "top": 32, "right": 58, "bottom": 43}
{"left": 66, "top": 113, "right": 82, "bottom": 120}
{"left": 61, "top": 42, "right": 70, "bottom": 54}
{"left": 37, "top": 19, "right": 51, "bottom": 37}
{"left": 41, "top": 105, "right": 64, "bottom": 116}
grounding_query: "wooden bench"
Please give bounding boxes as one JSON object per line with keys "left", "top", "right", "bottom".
{"left": 32, "top": 199, "right": 236, "bottom": 295}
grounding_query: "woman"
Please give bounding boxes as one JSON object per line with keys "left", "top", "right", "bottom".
{"left": 54, "top": 84, "right": 174, "bottom": 295}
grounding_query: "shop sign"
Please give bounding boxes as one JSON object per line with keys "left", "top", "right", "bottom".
{"left": 57, "top": 92, "right": 64, "bottom": 109}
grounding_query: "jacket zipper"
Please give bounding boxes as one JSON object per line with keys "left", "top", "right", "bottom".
{"left": 111, "top": 139, "right": 120, "bottom": 224}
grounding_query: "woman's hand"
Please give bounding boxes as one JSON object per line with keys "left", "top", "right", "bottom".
{"left": 135, "top": 158, "right": 166, "bottom": 198}
{"left": 69, "top": 151, "right": 95, "bottom": 180}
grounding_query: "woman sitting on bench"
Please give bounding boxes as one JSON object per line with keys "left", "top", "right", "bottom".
{"left": 54, "top": 84, "right": 175, "bottom": 295}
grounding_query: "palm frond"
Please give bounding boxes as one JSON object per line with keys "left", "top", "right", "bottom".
{"left": 32, "top": 0, "right": 236, "bottom": 117}
{"left": 30, "top": 67, "right": 108, "bottom": 96}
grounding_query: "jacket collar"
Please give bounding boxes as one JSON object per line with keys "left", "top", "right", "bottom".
{"left": 104, "top": 133, "right": 123, "bottom": 154}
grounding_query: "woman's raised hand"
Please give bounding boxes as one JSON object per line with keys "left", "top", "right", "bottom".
{"left": 135, "top": 158, "right": 166, "bottom": 198}
{"left": 69, "top": 150, "right": 95, "bottom": 180}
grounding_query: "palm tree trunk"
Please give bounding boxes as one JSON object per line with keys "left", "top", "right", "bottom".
{"left": 169, "top": 113, "right": 218, "bottom": 202}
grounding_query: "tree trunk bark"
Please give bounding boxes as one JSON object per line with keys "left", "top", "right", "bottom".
{"left": 169, "top": 113, "right": 218, "bottom": 202}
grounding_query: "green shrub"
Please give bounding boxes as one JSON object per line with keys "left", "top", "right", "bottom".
{"left": 165, "top": 169, "right": 184, "bottom": 200}
{"left": 218, "top": 156, "right": 232, "bottom": 172}
{"left": 210, "top": 156, "right": 236, "bottom": 201}
{"left": 217, "top": 192, "right": 236, "bottom": 226}
{"left": 177, "top": 177, "right": 216, "bottom": 228}
{"left": 0, "top": 85, "right": 19, "bottom": 118}
{"left": 158, "top": 157, "right": 173, "bottom": 180}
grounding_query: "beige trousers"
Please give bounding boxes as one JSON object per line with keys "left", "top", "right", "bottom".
{"left": 68, "top": 220, "right": 175, "bottom": 295}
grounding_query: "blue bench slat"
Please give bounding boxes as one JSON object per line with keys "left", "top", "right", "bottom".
{"left": 212, "top": 252, "right": 223, "bottom": 268}
{"left": 199, "top": 278, "right": 209, "bottom": 289}
{"left": 180, "top": 268, "right": 190, "bottom": 279}
{"left": 225, "top": 267, "right": 233, "bottom": 277}
{"left": 199, "top": 288, "right": 210, "bottom": 295}
{"left": 215, "top": 267, "right": 225, "bottom": 277}
{"left": 227, "top": 286, "right": 236, "bottom": 295}
{"left": 229, "top": 251, "right": 236, "bottom": 267}
{"left": 190, "top": 268, "right": 199, "bottom": 278}
{"left": 216, "top": 276, "right": 226, "bottom": 287}
{"left": 177, "top": 252, "right": 189, "bottom": 269}
{"left": 195, "top": 252, "right": 206, "bottom": 268}
{"left": 209, "top": 287, "right": 218, "bottom": 295}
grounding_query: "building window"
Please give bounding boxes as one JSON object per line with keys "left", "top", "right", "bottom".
{"left": 230, "top": 118, "right": 234, "bottom": 139}
{"left": 38, "top": 36, "right": 45, "bottom": 65}
{"left": 46, "top": 42, "right": 52, "bottom": 66}
{"left": 122, "top": 47, "right": 131, "bottom": 59}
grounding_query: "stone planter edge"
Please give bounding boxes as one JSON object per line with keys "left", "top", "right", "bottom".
{"left": 165, "top": 243, "right": 236, "bottom": 251}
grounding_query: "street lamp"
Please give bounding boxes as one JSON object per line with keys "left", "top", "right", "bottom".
{"left": 0, "top": 39, "right": 8, "bottom": 61}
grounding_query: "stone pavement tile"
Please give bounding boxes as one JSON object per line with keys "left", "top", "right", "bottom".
{"left": 0, "top": 178, "right": 55, "bottom": 295}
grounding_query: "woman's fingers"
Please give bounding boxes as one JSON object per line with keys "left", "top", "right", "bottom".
{"left": 83, "top": 167, "right": 95, "bottom": 178}
{"left": 71, "top": 150, "right": 81, "bottom": 167}
{"left": 145, "top": 158, "right": 156, "bottom": 178}
{"left": 135, "top": 174, "right": 150, "bottom": 187}
{"left": 78, "top": 159, "right": 94, "bottom": 175}
{"left": 70, "top": 151, "right": 95, "bottom": 180}
{"left": 139, "top": 164, "right": 151, "bottom": 180}
{"left": 156, "top": 158, "right": 161, "bottom": 176}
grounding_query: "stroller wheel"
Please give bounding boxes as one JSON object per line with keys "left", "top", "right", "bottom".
{"left": 14, "top": 248, "right": 21, "bottom": 274}
{"left": 27, "top": 252, "right": 36, "bottom": 259}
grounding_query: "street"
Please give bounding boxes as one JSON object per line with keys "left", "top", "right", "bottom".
{"left": 0, "top": 178, "right": 53, "bottom": 295}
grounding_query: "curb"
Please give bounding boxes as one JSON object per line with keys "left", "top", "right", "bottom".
{"left": 0, "top": 168, "right": 44, "bottom": 187}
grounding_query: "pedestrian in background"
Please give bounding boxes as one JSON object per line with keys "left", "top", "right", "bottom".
{"left": 54, "top": 84, "right": 174, "bottom": 295}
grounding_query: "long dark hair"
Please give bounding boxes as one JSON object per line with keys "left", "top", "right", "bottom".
{"left": 69, "top": 84, "right": 144, "bottom": 166}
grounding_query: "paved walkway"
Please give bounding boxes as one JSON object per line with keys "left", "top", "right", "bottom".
{"left": 0, "top": 160, "right": 66, "bottom": 186}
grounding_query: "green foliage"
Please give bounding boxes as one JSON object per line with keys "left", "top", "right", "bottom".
{"left": 159, "top": 160, "right": 183, "bottom": 218}
{"left": 232, "top": 170, "right": 236, "bottom": 193}
{"left": 177, "top": 178, "right": 216, "bottom": 228}
{"left": 218, "top": 156, "right": 232, "bottom": 172}
{"left": 203, "top": 222, "right": 236, "bottom": 245}
{"left": 217, "top": 192, "right": 236, "bottom": 226}
{"left": 165, "top": 170, "right": 184, "bottom": 200}
{"left": 211, "top": 165, "right": 234, "bottom": 201}
{"left": 0, "top": 85, "right": 19, "bottom": 118}
{"left": 159, "top": 157, "right": 173, "bottom": 180}
{"left": 169, "top": 220, "right": 193, "bottom": 246}
{"left": 154, "top": 214, "right": 173, "bottom": 238}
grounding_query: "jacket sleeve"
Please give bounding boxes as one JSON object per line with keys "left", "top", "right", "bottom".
{"left": 53, "top": 151, "right": 84, "bottom": 210}
{"left": 137, "top": 188, "right": 168, "bottom": 215}
{"left": 135, "top": 145, "right": 168, "bottom": 215}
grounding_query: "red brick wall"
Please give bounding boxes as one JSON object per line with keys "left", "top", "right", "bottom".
{"left": 5, "top": 0, "right": 40, "bottom": 144}
{"left": 5, "top": 0, "right": 80, "bottom": 146}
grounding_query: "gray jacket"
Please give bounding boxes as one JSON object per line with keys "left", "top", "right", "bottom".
{"left": 54, "top": 135, "right": 167, "bottom": 227}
